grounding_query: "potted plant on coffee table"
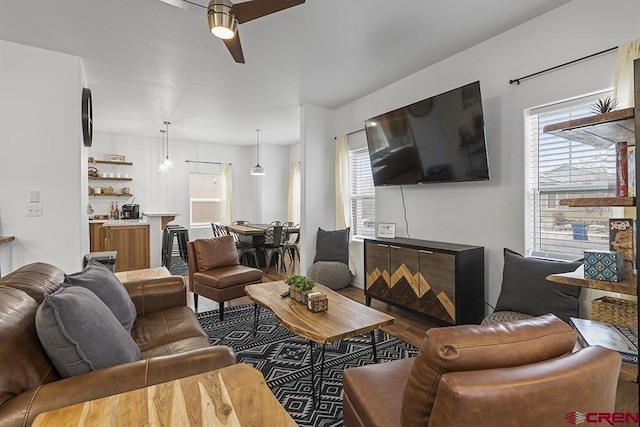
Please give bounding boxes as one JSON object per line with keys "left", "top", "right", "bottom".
{"left": 285, "top": 274, "right": 315, "bottom": 303}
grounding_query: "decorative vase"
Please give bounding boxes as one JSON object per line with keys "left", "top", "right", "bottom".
{"left": 289, "top": 286, "right": 312, "bottom": 303}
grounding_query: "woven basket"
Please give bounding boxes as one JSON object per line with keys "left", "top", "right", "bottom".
{"left": 591, "top": 296, "right": 637, "bottom": 328}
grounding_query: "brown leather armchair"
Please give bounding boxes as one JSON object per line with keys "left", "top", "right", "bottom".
{"left": 343, "top": 314, "right": 621, "bottom": 427}
{"left": 187, "top": 235, "right": 263, "bottom": 320}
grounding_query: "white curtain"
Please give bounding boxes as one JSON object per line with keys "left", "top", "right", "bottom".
{"left": 220, "top": 163, "right": 233, "bottom": 224}
{"left": 335, "top": 135, "right": 355, "bottom": 274}
{"left": 613, "top": 39, "right": 640, "bottom": 108}
{"left": 335, "top": 135, "right": 351, "bottom": 228}
{"left": 287, "top": 162, "right": 301, "bottom": 223}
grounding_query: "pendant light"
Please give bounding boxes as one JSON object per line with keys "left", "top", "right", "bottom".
{"left": 158, "top": 121, "right": 173, "bottom": 173}
{"left": 158, "top": 129, "right": 167, "bottom": 173}
{"left": 250, "top": 128, "right": 265, "bottom": 176}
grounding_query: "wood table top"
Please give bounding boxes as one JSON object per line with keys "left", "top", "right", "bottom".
{"left": 226, "top": 224, "right": 299, "bottom": 236}
{"left": 245, "top": 281, "right": 395, "bottom": 344}
{"left": 32, "top": 364, "right": 296, "bottom": 427}
{"left": 115, "top": 266, "right": 171, "bottom": 283}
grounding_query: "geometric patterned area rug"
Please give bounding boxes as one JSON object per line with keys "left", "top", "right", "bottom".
{"left": 197, "top": 304, "right": 418, "bottom": 427}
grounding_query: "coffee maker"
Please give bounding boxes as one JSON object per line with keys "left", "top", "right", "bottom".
{"left": 121, "top": 204, "right": 140, "bottom": 219}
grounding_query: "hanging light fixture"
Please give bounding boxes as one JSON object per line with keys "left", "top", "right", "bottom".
{"left": 158, "top": 128, "right": 167, "bottom": 173}
{"left": 158, "top": 121, "right": 173, "bottom": 173}
{"left": 250, "top": 128, "right": 265, "bottom": 176}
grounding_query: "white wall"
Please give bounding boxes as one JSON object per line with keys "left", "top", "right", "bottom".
{"left": 0, "top": 40, "right": 87, "bottom": 274}
{"left": 332, "top": 0, "right": 640, "bottom": 313}
{"left": 300, "top": 105, "right": 335, "bottom": 274}
{"left": 90, "top": 132, "right": 292, "bottom": 242}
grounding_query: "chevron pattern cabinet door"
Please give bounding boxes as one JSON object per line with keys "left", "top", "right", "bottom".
{"left": 365, "top": 242, "right": 391, "bottom": 301}
{"left": 389, "top": 245, "right": 421, "bottom": 311}
{"left": 418, "top": 251, "right": 456, "bottom": 323}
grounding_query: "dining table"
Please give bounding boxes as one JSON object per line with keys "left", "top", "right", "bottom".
{"left": 225, "top": 224, "right": 299, "bottom": 268}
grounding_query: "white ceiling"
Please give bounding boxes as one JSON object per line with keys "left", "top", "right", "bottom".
{"left": 0, "top": 0, "right": 571, "bottom": 146}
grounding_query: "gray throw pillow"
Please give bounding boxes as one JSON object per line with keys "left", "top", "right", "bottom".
{"left": 494, "top": 248, "right": 582, "bottom": 323}
{"left": 313, "top": 227, "right": 350, "bottom": 265}
{"left": 64, "top": 258, "right": 136, "bottom": 332}
{"left": 35, "top": 286, "right": 141, "bottom": 378}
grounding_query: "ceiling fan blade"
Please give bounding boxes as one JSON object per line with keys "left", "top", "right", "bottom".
{"left": 232, "top": 0, "right": 305, "bottom": 24}
{"left": 223, "top": 31, "right": 245, "bottom": 63}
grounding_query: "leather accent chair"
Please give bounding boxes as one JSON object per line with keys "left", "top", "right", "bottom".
{"left": 343, "top": 314, "right": 621, "bottom": 427}
{"left": 0, "top": 262, "right": 236, "bottom": 427}
{"left": 187, "top": 235, "right": 263, "bottom": 321}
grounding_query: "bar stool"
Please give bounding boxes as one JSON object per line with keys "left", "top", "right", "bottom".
{"left": 163, "top": 225, "right": 189, "bottom": 269}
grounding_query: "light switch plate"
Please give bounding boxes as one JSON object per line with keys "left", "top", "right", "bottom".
{"left": 27, "top": 204, "right": 43, "bottom": 217}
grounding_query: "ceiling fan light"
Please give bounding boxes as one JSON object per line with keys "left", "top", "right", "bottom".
{"left": 208, "top": 0, "right": 237, "bottom": 39}
{"left": 250, "top": 164, "right": 265, "bottom": 176}
{"left": 211, "top": 25, "right": 235, "bottom": 39}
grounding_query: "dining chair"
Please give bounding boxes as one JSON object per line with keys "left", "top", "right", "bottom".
{"left": 269, "top": 220, "right": 282, "bottom": 226}
{"left": 283, "top": 223, "right": 300, "bottom": 266}
{"left": 282, "top": 221, "right": 295, "bottom": 227}
{"left": 211, "top": 223, "right": 229, "bottom": 237}
{"left": 232, "top": 220, "right": 250, "bottom": 225}
{"left": 263, "top": 225, "right": 286, "bottom": 273}
{"left": 225, "top": 226, "right": 259, "bottom": 268}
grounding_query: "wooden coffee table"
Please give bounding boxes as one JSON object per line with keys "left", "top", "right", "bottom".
{"left": 245, "top": 281, "right": 395, "bottom": 407}
{"left": 32, "top": 364, "right": 295, "bottom": 427}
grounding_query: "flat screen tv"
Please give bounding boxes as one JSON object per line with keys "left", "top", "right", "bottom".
{"left": 364, "top": 81, "right": 489, "bottom": 186}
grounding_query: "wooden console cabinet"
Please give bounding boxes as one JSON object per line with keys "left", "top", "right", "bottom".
{"left": 364, "top": 237, "right": 484, "bottom": 325}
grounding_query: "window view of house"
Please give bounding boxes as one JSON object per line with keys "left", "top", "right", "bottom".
{"left": 526, "top": 91, "right": 616, "bottom": 259}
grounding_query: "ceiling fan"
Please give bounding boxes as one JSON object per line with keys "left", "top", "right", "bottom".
{"left": 177, "top": 0, "right": 305, "bottom": 63}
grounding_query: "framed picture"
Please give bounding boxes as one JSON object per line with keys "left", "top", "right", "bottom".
{"left": 377, "top": 222, "right": 396, "bottom": 238}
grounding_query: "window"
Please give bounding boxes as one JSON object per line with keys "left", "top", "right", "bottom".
{"left": 349, "top": 147, "right": 376, "bottom": 239}
{"left": 190, "top": 173, "right": 221, "bottom": 227}
{"left": 526, "top": 90, "right": 616, "bottom": 260}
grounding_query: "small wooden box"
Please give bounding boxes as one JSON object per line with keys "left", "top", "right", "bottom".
{"left": 307, "top": 292, "right": 328, "bottom": 312}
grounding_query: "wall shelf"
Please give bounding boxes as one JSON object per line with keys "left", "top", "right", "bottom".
{"left": 89, "top": 160, "right": 133, "bottom": 166}
{"left": 90, "top": 194, "right": 134, "bottom": 198}
{"left": 542, "top": 107, "right": 635, "bottom": 148}
{"left": 547, "top": 265, "right": 637, "bottom": 296}
{"left": 559, "top": 197, "right": 635, "bottom": 207}
{"left": 89, "top": 177, "right": 133, "bottom": 181}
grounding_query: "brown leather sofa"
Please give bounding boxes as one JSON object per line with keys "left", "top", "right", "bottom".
{"left": 0, "top": 262, "right": 236, "bottom": 427}
{"left": 187, "top": 236, "right": 263, "bottom": 320}
{"left": 343, "top": 314, "right": 621, "bottom": 427}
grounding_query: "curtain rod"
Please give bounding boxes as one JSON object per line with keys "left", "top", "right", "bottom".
{"left": 509, "top": 46, "right": 617, "bottom": 85}
{"left": 184, "top": 160, "right": 230, "bottom": 165}
{"left": 334, "top": 128, "right": 365, "bottom": 140}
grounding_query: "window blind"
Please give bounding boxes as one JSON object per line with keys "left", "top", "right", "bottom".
{"left": 190, "top": 173, "right": 221, "bottom": 226}
{"left": 526, "top": 90, "right": 616, "bottom": 259}
{"left": 349, "top": 147, "right": 376, "bottom": 239}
